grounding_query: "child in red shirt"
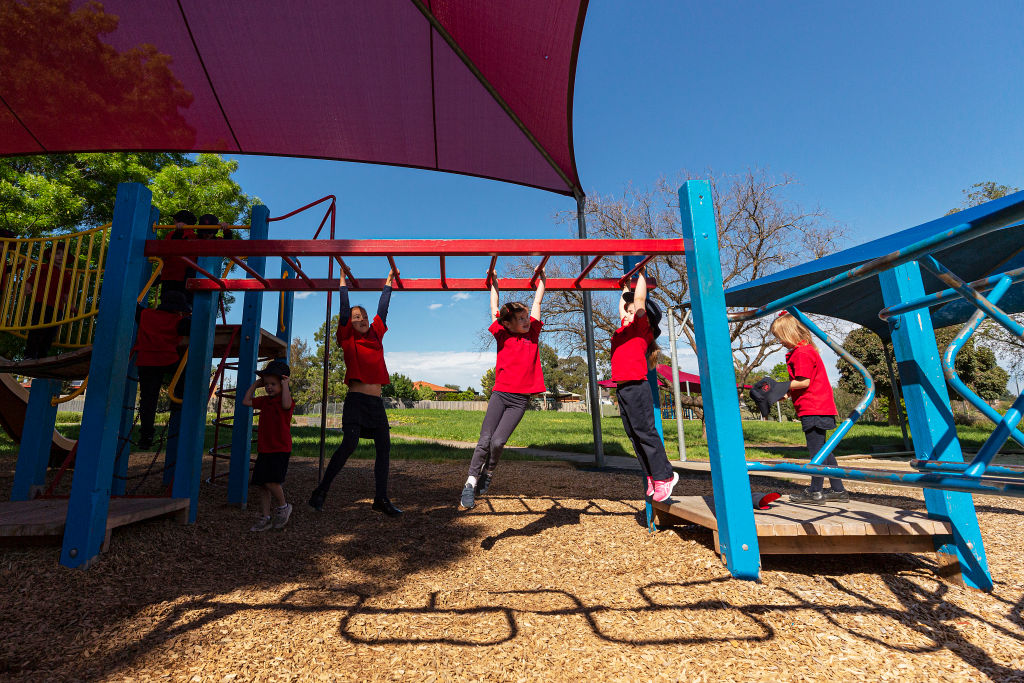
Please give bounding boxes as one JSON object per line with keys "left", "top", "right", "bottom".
{"left": 132, "top": 290, "right": 191, "bottom": 450}
{"left": 611, "top": 272, "right": 677, "bottom": 503}
{"left": 770, "top": 312, "right": 848, "bottom": 504}
{"left": 242, "top": 359, "right": 294, "bottom": 531}
{"left": 24, "top": 242, "right": 74, "bottom": 359}
{"left": 308, "top": 269, "right": 402, "bottom": 516}
{"left": 459, "top": 268, "right": 546, "bottom": 509}
{"left": 158, "top": 210, "right": 197, "bottom": 305}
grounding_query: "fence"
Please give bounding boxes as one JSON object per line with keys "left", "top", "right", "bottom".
{"left": 297, "top": 398, "right": 591, "bottom": 414}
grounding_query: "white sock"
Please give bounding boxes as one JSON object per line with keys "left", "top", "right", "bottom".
{"left": 466, "top": 475, "right": 478, "bottom": 487}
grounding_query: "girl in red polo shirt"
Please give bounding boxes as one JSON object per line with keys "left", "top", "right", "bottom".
{"left": 24, "top": 242, "right": 74, "bottom": 359}
{"left": 611, "top": 272, "right": 677, "bottom": 502}
{"left": 158, "top": 210, "right": 197, "bottom": 305}
{"left": 770, "top": 312, "right": 848, "bottom": 504}
{"left": 459, "top": 268, "right": 546, "bottom": 509}
{"left": 132, "top": 290, "right": 191, "bottom": 450}
{"left": 308, "top": 269, "right": 402, "bottom": 516}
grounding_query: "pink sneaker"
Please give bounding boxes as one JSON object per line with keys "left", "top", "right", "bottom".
{"left": 652, "top": 473, "right": 679, "bottom": 503}
{"left": 645, "top": 477, "right": 654, "bottom": 497}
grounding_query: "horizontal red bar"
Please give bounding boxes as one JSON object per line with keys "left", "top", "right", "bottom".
{"left": 187, "top": 277, "right": 657, "bottom": 292}
{"left": 146, "top": 238, "right": 685, "bottom": 258}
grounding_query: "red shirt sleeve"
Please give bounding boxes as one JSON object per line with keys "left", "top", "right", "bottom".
{"left": 371, "top": 315, "right": 387, "bottom": 338}
{"left": 528, "top": 317, "right": 543, "bottom": 341}
{"left": 251, "top": 395, "right": 268, "bottom": 410}
{"left": 788, "top": 346, "right": 816, "bottom": 379}
{"left": 489, "top": 319, "right": 508, "bottom": 341}
{"left": 336, "top": 318, "right": 352, "bottom": 345}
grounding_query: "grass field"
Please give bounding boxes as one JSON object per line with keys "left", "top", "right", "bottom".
{"left": 8, "top": 409, "right": 1022, "bottom": 467}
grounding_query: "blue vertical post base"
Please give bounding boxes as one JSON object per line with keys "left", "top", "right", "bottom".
{"left": 678, "top": 181, "right": 760, "bottom": 579}
{"left": 61, "top": 183, "right": 155, "bottom": 569}
{"left": 172, "top": 256, "right": 220, "bottom": 524}
{"left": 229, "top": 206, "right": 269, "bottom": 506}
{"left": 645, "top": 498, "right": 656, "bottom": 534}
{"left": 11, "top": 379, "right": 61, "bottom": 500}
{"left": 880, "top": 263, "right": 992, "bottom": 590}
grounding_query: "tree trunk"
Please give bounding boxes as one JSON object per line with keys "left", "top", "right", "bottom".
{"left": 887, "top": 394, "right": 899, "bottom": 426}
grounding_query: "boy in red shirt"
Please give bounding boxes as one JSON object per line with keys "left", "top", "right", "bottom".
{"left": 158, "top": 210, "right": 197, "bottom": 305}
{"left": 242, "top": 359, "right": 294, "bottom": 531}
{"left": 24, "top": 242, "right": 74, "bottom": 359}
{"left": 132, "top": 290, "right": 191, "bottom": 450}
{"left": 459, "top": 268, "right": 546, "bottom": 509}
{"left": 770, "top": 313, "right": 848, "bottom": 504}
{"left": 611, "top": 272, "right": 677, "bottom": 503}
{"left": 308, "top": 269, "right": 402, "bottom": 516}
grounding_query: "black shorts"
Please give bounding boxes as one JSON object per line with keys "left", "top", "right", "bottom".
{"left": 800, "top": 415, "right": 837, "bottom": 432}
{"left": 252, "top": 451, "right": 290, "bottom": 485}
{"left": 342, "top": 391, "right": 390, "bottom": 432}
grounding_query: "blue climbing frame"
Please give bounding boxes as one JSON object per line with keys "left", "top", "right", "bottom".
{"left": 57, "top": 183, "right": 295, "bottom": 568}
{"left": 680, "top": 178, "right": 1024, "bottom": 586}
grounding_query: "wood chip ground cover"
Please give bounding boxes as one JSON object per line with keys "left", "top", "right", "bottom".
{"left": 1, "top": 455, "right": 1022, "bottom": 681}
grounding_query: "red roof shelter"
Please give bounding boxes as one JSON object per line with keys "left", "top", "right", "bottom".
{"left": 0, "top": 0, "right": 588, "bottom": 196}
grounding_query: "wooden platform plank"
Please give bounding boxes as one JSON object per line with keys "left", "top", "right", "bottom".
{"left": 0, "top": 497, "right": 190, "bottom": 542}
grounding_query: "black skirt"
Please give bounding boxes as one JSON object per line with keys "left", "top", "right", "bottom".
{"left": 342, "top": 391, "right": 390, "bottom": 431}
{"left": 800, "top": 415, "right": 837, "bottom": 432}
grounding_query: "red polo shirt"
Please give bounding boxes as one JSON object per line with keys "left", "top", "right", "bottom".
{"left": 786, "top": 342, "right": 837, "bottom": 417}
{"left": 610, "top": 313, "right": 653, "bottom": 383}
{"left": 337, "top": 314, "right": 390, "bottom": 385}
{"left": 160, "top": 229, "right": 196, "bottom": 281}
{"left": 29, "top": 265, "right": 73, "bottom": 307}
{"left": 253, "top": 394, "right": 293, "bottom": 453}
{"left": 133, "top": 309, "right": 185, "bottom": 367}
{"left": 490, "top": 317, "right": 545, "bottom": 394}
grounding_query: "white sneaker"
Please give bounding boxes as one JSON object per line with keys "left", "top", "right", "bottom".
{"left": 272, "top": 503, "right": 293, "bottom": 529}
{"left": 250, "top": 516, "right": 273, "bottom": 532}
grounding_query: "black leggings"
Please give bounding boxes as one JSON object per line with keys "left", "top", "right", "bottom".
{"left": 806, "top": 427, "right": 846, "bottom": 493}
{"left": 24, "top": 305, "right": 58, "bottom": 359}
{"left": 467, "top": 391, "right": 529, "bottom": 478}
{"left": 137, "top": 363, "right": 179, "bottom": 440}
{"left": 318, "top": 393, "right": 390, "bottom": 499}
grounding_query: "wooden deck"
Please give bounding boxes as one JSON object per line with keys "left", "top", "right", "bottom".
{"left": 0, "top": 497, "right": 189, "bottom": 551}
{"left": 654, "top": 494, "right": 962, "bottom": 582}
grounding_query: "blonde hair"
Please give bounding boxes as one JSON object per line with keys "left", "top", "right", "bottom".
{"left": 770, "top": 313, "right": 815, "bottom": 348}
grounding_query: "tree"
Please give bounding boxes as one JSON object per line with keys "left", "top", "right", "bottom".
{"left": 150, "top": 154, "right": 259, "bottom": 224}
{"left": 415, "top": 384, "right": 436, "bottom": 401}
{"left": 382, "top": 373, "right": 415, "bottom": 400}
{"left": 443, "top": 383, "right": 461, "bottom": 392}
{"left": 306, "top": 314, "right": 347, "bottom": 405}
{"left": 947, "top": 181, "right": 1021, "bottom": 215}
{"left": 480, "top": 368, "right": 496, "bottom": 398}
{"left": 285, "top": 338, "right": 317, "bottom": 408}
{"left": 516, "top": 168, "right": 846, "bottom": 386}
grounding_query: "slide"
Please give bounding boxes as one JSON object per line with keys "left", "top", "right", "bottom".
{"left": 0, "top": 372, "right": 76, "bottom": 459}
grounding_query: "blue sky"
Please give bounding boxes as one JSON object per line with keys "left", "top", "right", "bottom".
{"left": 226, "top": 1, "right": 1024, "bottom": 389}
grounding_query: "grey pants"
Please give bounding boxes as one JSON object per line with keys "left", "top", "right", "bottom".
{"left": 617, "top": 380, "right": 673, "bottom": 481}
{"left": 468, "top": 391, "right": 529, "bottom": 478}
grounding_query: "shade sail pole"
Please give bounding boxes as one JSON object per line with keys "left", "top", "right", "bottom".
{"left": 409, "top": 0, "right": 579, "bottom": 196}
{"left": 576, "top": 194, "right": 605, "bottom": 467}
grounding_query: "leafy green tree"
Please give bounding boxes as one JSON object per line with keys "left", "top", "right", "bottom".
{"left": 947, "top": 181, "right": 1021, "bottom": 215}
{"left": 481, "top": 368, "right": 496, "bottom": 398}
{"left": 307, "top": 314, "right": 347, "bottom": 404}
{"left": 150, "top": 154, "right": 258, "bottom": 224}
{"left": 444, "top": 383, "right": 461, "bottom": 392}
{"left": 415, "top": 384, "right": 436, "bottom": 401}
{"left": 284, "top": 337, "right": 317, "bottom": 408}
{"left": 382, "top": 373, "right": 416, "bottom": 400}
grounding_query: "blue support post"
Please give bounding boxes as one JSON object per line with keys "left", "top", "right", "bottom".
{"left": 60, "top": 183, "right": 155, "bottom": 568}
{"left": 228, "top": 206, "right": 269, "bottom": 505}
{"left": 880, "top": 262, "right": 992, "bottom": 590}
{"left": 277, "top": 261, "right": 296, "bottom": 360}
{"left": 678, "top": 180, "right": 760, "bottom": 579}
{"left": 172, "top": 256, "right": 220, "bottom": 523}
{"left": 162, "top": 409, "right": 182, "bottom": 487}
{"left": 114, "top": 206, "right": 159, "bottom": 496}
{"left": 11, "top": 379, "right": 61, "bottom": 500}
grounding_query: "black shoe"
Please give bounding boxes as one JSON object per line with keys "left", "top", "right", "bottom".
{"left": 460, "top": 483, "right": 476, "bottom": 509}
{"left": 823, "top": 489, "right": 850, "bottom": 503}
{"left": 308, "top": 488, "right": 327, "bottom": 512}
{"left": 475, "top": 472, "right": 493, "bottom": 496}
{"left": 372, "top": 497, "right": 402, "bottom": 516}
{"left": 789, "top": 488, "right": 826, "bottom": 505}
{"left": 137, "top": 434, "right": 154, "bottom": 451}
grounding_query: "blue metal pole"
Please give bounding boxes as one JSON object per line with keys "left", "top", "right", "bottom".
{"left": 277, "top": 261, "right": 296, "bottom": 360}
{"left": 172, "top": 256, "right": 220, "bottom": 523}
{"left": 11, "top": 379, "right": 61, "bottom": 501}
{"left": 162, "top": 408, "right": 181, "bottom": 487}
{"left": 879, "top": 261, "right": 992, "bottom": 590}
{"left": 228, "top": 206, "right": 269, "bottom": 506}
{"left": 622, "top": 255, "right": 664, "bottom": 439}
{"left": 678, "top": 180, "right": 759, "bottom": 579}
{"left": 60, "top": 183, "right": 155, "bottom": 568}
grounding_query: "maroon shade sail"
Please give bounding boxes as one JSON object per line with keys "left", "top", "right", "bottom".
{"left": 0, "top": 0, "right": 587, "bottom": 195}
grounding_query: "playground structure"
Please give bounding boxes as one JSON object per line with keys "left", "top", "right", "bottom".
{"left": 655, "top": 183, "right": 1024, "bottom": 590}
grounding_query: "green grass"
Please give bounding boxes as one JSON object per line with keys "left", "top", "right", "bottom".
{"left": 3, "top": 409, "right": 1019, "bottom": 466}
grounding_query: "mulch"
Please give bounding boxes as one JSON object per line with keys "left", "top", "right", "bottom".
{"left": 1, "top": 451, "right": 1023, "bottom": 681}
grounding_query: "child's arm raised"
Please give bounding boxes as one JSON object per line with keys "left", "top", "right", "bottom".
{"left": 241, "top": 377, "right": 261, "bottom": 407}
{"left": 531, "top": 267, "right": 546, "bottom": 320}
{"left": 337, "top": 266, "right": 352, "bottom": 327}
{"left": 633, "top": 271, "right": 648, "bottom": 315}
{"left": 489, "top": 271, "right": 500, "bottom": 320}
{"left": 378, "top": 269, "right": 397, "bottom": 324}
{"left": 280, "top": 375, "right": 293, "bottom": 410}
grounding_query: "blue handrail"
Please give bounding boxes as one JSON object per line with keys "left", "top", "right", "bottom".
{"left": 879, "top": 263, "right": 1024, "bottom": 321}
